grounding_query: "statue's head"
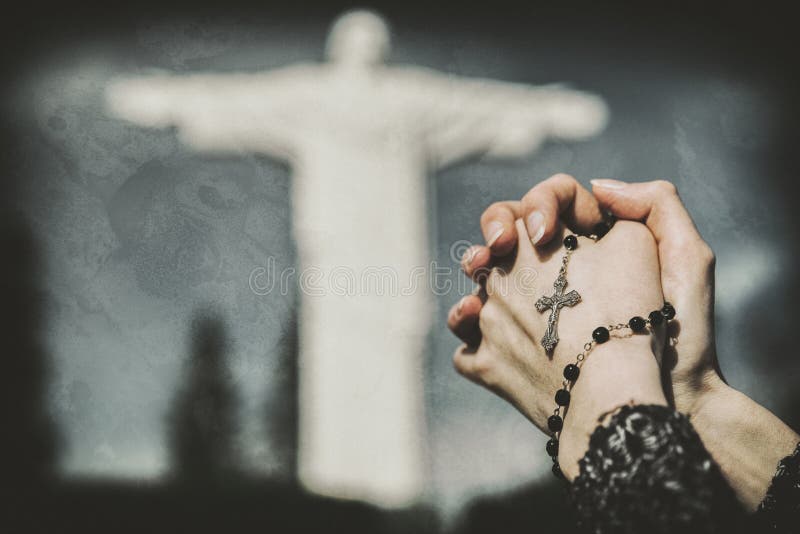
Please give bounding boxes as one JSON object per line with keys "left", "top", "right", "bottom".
{"left": 325, "top": 10, "right": 390, "bottom": 67}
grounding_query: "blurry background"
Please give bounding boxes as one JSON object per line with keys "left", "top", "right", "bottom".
{"left": 1, "top": 1, "right": 798, "bottom": 532}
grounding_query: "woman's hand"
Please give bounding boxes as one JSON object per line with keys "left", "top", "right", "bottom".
{"left": 450, "top": 216, "right": 668, "bottom": 478}
{"left": 590, "top": 179, "right": 799, "bottom": 509}
{"left": 450, "top": 173, "right": 607, "bottom": 348}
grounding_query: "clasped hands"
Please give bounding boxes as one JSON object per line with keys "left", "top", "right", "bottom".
{"left": 446, "top": 174, "right": 795, "bottom": 508}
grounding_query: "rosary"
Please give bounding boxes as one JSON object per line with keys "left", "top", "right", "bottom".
{"left": 536, "top": 221, "right": 676, "bottom": 479}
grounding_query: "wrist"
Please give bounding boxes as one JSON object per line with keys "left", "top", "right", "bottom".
{"left": 673, "top": 366, "right": 727, "bottom": 417}
{"left": 685, "top": 380, "right": 800, "bottom": 509}
{"left": 557, "top": 336, "right": 667, "bottom": 480}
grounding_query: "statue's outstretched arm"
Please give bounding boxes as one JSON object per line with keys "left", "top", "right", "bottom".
{"left": 105, "top": 68, "right": 310, "bottom": 159}
{"left": 413, "top": 71, "right": 608, "bottom": 168}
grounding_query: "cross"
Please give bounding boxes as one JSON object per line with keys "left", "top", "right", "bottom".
{"left": 535, "top": 275, "right": 581, "bottom": 351}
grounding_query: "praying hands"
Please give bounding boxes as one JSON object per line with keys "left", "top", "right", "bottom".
{"left": 447, "top": 174, "right": 799, "bottom": 532}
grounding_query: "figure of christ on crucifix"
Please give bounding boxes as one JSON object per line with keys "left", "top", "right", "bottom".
{"left": 536, "top": 275, "right": 582, "bottom": 352}
{"left": 105, "top": 10, "right": 608, "bottom": 507}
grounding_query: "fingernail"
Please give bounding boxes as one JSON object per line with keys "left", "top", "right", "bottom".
{"left": 456, "top": 296, "right": 467, "bottom": 315}
{"left": 461, "top": 247, "right": 476, "bottom": 267}
{"left": 486, "top": 221, "right": 505, "bottom": 248}
{"left": 591, "top": 178, "right": 628, "bottom": 190}
{"left": 527, "top": 211, "right": 545, "bottom": 245}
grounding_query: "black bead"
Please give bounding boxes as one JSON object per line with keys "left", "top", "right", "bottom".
{"left": 547, "top": 414, "right": 563, "bottom": 432}
{"left": 592, "top": 221, "right": 611, "bottom": 239}
{"left": 648, "top": 310, "right": 663, "bottom": 325}
{"left": 629, "top": 316, "right": 647, "bottom": 332}
{"left": 563, "top": 364, "right": 580, "bottom": 381}
{"left": 546, "top": 438, "right": 559, "bottom": 457}
{"left": 592, "top": 326, "right": 610, "bottom": 343}
{"left": 563, "top": 234, "right": 578, "bottom": 250}
{"left": 552, "top": 462, "right": 565, "bottom": 479}
{"left": 661, "top": 302, "right": 676, "bottom": 320}
{"left": 555, "top": 389, "right": 571, "bottom": 406}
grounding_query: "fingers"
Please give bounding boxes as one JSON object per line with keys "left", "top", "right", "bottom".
{"left": 447, "top": 294, "right": 484, "bottom": 346}
{"left": 590, "top": 179, "right": 697, "bottom": 242}
{"left": 477, "top": 174, "right": 604, "bottom": 256}
{"left": 452, "top": 344, "right": 479, "bottom": 382}
{"left": 590, "top": 179, "right": 715, "bottom": 295}
{"left": 480, "top": 201, "right": 522, "bottom": 255}
{"left": 520, "top": 173, "right": 604, "bottom": 247}
{"left": 461, "top": 245, "right": 492, "bottom": 281}
{"left": 590, "top": 179, "right": 713, "bottom": 263}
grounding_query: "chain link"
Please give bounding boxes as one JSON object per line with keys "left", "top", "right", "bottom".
{"left": 557, "top": 250, "right": 572, "bottom": 278}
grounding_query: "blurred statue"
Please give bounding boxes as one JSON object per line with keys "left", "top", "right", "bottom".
{"left": 106, "top": 9, "right": 608, "bottom": 507}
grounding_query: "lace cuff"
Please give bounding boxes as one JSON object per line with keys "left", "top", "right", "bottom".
{"left": 756, "top": 441, "right": 800, "bottom": 531}
{"left": 569, "top": 404, "right": 744, "bottom": 533}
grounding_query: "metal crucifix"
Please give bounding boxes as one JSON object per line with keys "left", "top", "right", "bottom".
{"left": 535, "top": 274, "right": 581, "bottom": 352}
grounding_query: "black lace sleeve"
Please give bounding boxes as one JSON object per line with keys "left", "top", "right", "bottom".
{"left": 568, "top": 404, "right": 746, "bottom": 534}
{"left": 756, "top": 442, "right": 800, "bottom": 531}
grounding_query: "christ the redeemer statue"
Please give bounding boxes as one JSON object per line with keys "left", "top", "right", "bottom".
{"left": 106, "top": 10, "right": 608, "bottom": 507}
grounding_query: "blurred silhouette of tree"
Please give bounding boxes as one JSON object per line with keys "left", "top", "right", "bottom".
{"left": 169, "top": 311, "right": 239, "bottom": 485}
{"left": 264, "top": 309, "right": 299, "bottom": 480}
{"left": 0, "top": 214, "right": 58, "bottom": 492}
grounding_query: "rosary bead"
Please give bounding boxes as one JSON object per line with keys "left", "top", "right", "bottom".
{"left": 555, "top": 389, "right": 571, "bottom": 406}
{"left": 648, "top": 310, "right": 663, "bottom": 325}
{"left": 547, "top": 414, "right": 564, "bottom": 432}
{"left": 629, "top": 316, "right": 647, "bottom": 332}
{"left": 661, "top": 302, "right": 676, "bottom": 320}
{"left": 592, "top": 221, "right": 611, "bottom": 239}
{"left": 592, "top": 326, "right": 610, "bottom": 343}
{"left": 563, "top": 234, "right": 578, "bottom": 250}
{"left": 552, "top": 462, "right": 565, "bottom": 479}
{"left": 563, "top": 364, "right": 580, "bottom": 381}
{"left": 546, "top": 438, "right": 559, "bottom": 457}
